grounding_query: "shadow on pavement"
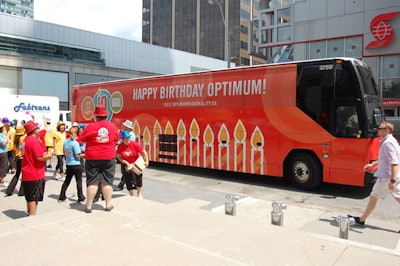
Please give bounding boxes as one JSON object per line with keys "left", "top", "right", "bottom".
{"left": 149, "top": 162, "right": 374, "bottom": 200}
{"left": 2, "top": 209, "right": 28, "bottom": 219}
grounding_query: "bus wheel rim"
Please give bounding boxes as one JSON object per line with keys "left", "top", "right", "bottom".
{"left": 293, "top": 162, "right": 310, "bottom": 183}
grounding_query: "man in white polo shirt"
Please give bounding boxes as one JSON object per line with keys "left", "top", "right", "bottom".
{"left": 349, "top": 122, "right": 400, "bottom": 229}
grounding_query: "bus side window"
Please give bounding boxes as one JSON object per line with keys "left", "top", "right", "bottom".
{"left": 297, "top": 64, "right": 334, "bottom": 131}
{"left": 335, "top": 106, "right": 359, "bottom": 137}
{"left": 335, "top": 62, "right": 359, "bottom": 98}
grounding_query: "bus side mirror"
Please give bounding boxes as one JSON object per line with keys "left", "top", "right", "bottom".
{"left": 373, "top": 109, "right": 383, "bottom": 128}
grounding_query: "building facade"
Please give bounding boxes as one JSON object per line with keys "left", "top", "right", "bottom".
{"left": 0, "top": 13, "right": 228, "bottom": 110}
{"left": 259, "top": 0, "right": 400, "bottom": 116}
{"left": 142, "top": 0, "right": 267, "bottom": 67}
{"left": 0, "top": 0, "right": 33, "bottom": 18}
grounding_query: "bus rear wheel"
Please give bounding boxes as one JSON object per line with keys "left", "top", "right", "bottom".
{"left": 286, "top": 153, "right": 321, "bottom": 190}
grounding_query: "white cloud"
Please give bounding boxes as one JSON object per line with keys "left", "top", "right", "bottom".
{"left": 34, "top": 0, "right": 142, "bottom": 41}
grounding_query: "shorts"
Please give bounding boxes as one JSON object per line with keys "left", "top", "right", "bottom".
{"left": 23, "top": 179, "right": 46, "bottom": 202}
{"left": 371, "top": 178, "right": 400, "bottom": 199}
{"left": 85, "top": 160, "right": 115, "bottom": 186}
{"left": 121, "top": 166, "right": 143, "bottom": 189}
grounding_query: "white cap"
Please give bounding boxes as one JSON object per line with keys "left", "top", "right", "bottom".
{"left": 122, "top": 120, "right": 134, "bottom": 130}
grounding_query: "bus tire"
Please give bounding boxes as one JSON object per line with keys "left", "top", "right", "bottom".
{"left": 286, "top": 153, "right": 321, "bottom": 190}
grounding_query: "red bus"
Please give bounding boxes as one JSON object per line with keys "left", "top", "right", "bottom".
{"left": 71, "top": 58, "right": 383, "bottom": 190}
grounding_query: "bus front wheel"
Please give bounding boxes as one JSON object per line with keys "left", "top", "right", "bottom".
{"left": 286, "top": 153, "right": 321, "bottom": 190}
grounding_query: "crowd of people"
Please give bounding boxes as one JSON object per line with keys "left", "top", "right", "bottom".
{"left": 0, "top": 105, "right": 149, "bottom": 216}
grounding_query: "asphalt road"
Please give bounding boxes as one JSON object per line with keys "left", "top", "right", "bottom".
{"left": 141, "top": 162, "right": 399, "bottom": 223}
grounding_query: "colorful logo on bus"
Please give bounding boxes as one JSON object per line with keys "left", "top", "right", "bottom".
{"left": 366, "top": 12, "right": 399, "bottom": 49}
{"left": 80, "top": 88, "right": 123, "bottom": 121}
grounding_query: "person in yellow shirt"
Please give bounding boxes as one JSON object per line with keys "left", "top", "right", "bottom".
{"left": 43, "top": 116, "right": 55, "bottom": 169}
{"left": 5, "top": 126, "right": 26, "bottom": 196}
{"left": 53, "top": 121, "right": 67, "bottom": 181}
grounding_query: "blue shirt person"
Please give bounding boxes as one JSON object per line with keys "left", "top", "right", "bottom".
{"left": 58, "top": 127, "right": 86, "bottom": 202}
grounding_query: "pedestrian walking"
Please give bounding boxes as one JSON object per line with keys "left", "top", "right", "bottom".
{"left": 349, "top": 122, "right": 400, "bottom": 229}
{"left": 53, "top": 121, "right": 66, "bottom": 181}
{"left": 5, "top": 125, "right": 26, "bottom": 196}
{"left": 58, "top": 127, "right": 86, "bottom": 203}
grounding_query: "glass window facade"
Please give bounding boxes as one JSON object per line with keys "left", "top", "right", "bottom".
{"left": 309, "top": 41, "right": 326, "bottom": 59}
{"left": 175, "top": 0, "right": 197, "bottom": 54}
{"left": 0, "top": 35, "right": 105, "bottom": 65}
{"left": 308, "top": 37, "right": 362, "bottom": 60}
{"left": 381, "top": 56, "right": 400, "bottom": 99}
{"left": 142, "top": 0, "right": 151, "bottom": 43}
{"left": 259, "top": 3, "right": 292, "bottom": 47}
{"left": 142, "top": 0, "right": 266, "bottom": 66}
{"left": 327, "top": 39, "right": 344, "bottom": 58}
{"left": 0, "top": 0, "right": 33, "bottom": 18}
{"left": 152, "top": 0, "right": 173, "bottom": 47}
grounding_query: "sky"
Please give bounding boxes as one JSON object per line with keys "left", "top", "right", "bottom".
{"left": 34, "top": 0, "right": 143, "bottom": 41}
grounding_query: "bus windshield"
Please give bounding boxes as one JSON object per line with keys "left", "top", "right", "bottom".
{"left": 356, "top": 62, "right": 382, "bottom": 134}
{"left": 357, "top": 64, "right": 378, "bottom": 96}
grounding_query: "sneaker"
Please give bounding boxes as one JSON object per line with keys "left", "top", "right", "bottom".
{"left": 348, "top": 215, "right": 365, "bottom": 226}
{"left": 55, "top": 175, "right": 65, "bottom": 182}
{"left": 1, "top": 181, "right": 9, "bottom": 187}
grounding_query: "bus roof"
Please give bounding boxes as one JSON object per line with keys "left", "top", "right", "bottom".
{"left": 74, "top": 57, "right": 362, "bottom": 88}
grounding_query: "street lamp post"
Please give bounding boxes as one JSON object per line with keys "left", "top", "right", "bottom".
{"left": 208, "top": 0, "right": 230, "bottom": 68}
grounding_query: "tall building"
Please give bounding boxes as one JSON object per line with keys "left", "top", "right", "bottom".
{"left": 142, "top": 0, "right": 266, "bottom": 67}
{"left": 0, "top": 0, "right": 33, "bottom": 18}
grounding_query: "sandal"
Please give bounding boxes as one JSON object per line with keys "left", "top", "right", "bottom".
{"left": 105, "top": 205, "right": 114, "bottom": 212}
{"left": 84, "top": 208, "right": 92, "bottom": 213}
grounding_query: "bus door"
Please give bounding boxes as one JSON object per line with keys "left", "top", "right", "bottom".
{"left": 329, "top": 99, "right": 365, "bottom": 184}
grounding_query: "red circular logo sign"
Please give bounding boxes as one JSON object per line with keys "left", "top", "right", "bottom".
{"left": 366, "top": 12, "right": 399, "bottom": 49}
{"left": 372, "top": 20, "right": 393, "bottom": 41}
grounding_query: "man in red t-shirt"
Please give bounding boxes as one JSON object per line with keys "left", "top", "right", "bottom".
{"left": 79, "top": 105, "right": 119, "bottom": 213}
{"left": 22, "top": 120, "right": 52, "bottom": 216}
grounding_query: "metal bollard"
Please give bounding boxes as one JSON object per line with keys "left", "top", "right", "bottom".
{"left": 271, "top": 202, "right": 287, "bottom": 226}
{"left": 225, "top": 194, "right": 239, "bottom": 216}
{"left": 335, "top": 216, "right": 355, "bottom": 239}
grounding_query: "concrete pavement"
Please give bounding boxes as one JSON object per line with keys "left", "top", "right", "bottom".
{"left": 0, "top": 168, "right": 399, "bottom": 265}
